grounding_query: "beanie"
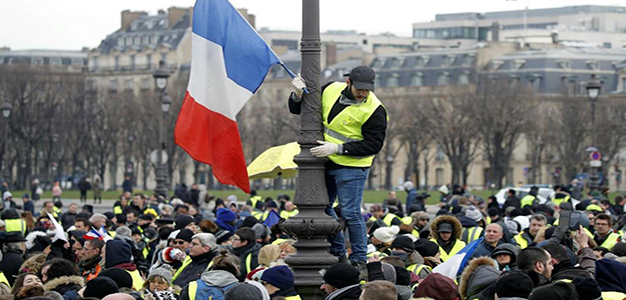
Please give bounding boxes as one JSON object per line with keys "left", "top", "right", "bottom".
{"left": 495, "top": 270, "right": 533, "bottom": 298}
{"left": 260, "top": 265, "right": 294, "bottom": 290}
{"left": 322, "top": 264, "right": 360, "bottom": 289}
{"left": 115, "top": 226, "right": 132, "bottom": 238}
{"left": 175, "top": 215, "right": 195, "bottom": 230}
{"left": 215, "top": 230, "right": 234, "bottom": 245}
{"left": 252, "top": 223, "right": 270, "bottom": 239}
{"left": 148, "top": 264, "right": 174, "bottom": 284}
{"left": 414, "top": 273, "right": 458, "bottom": 300}
{"left": 572, "top": 277, "right": 602, "bottom": 300}
{"left": 160, "top": 247, "right": 186, "bottom": 263}
{"left": 528, "top": 281, "right": 579, "bottom": 300}
{"left": 83, "top": 276, "right": 119, "bottom": 299}
{"left": 98, "top": 268, "right": 133, "bottom": 289}
{"left": 394, "top": 265, "right": 411, "bottom": 285}
{"left": 104, "top": 240, "right": 132, "bottom": 268}
{"left": 373, "top": 226, "right": 399, "bottom": 244}
{"left": 413, "top": 239, "right": 439, "bottom": 257}
{"left": 176, "top": 229, "right": 194, "bottom": 243}
{"left": 224, "top": 283, "right": 262, "bottom": 300}
{"left": 217, "top": 207, "right": 237, "bottom": 222}
{"left": 465, "top": 206, "right": 483, "bottom": 222}
{"left": 488, "top": 207, "right": 499, "bottom": 217}
{"left": 391, "top": 236, "right": 415, "bottom": 253}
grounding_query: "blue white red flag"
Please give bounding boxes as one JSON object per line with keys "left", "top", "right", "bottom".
{"left": 432, "top": 237, "right": 484, "bottom": 280}
{"left": 175, "top": 0, "right": 292, "bottom": 193}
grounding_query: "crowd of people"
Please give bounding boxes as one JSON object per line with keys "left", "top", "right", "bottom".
{"left": 0, "top": 182, "right": 623, "bottom": 300}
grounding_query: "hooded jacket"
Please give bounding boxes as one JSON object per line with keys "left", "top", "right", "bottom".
{"left": 459, "top": 257, "right": 501, "bottom": 300}
{"left": 172, "top": 250, "right": 216, "bottom": 288}
{"left": 180, "top": 270, "right": 239, "bottom": 300}
{"left": 43, "top": 275, "right": 84, "bottom": 300}
{"left": 105, "top": 239, "right": 133, "bottom": 268}
{"left": 325, "top": 284, "right": 361, "bottom": 300}
{"left": 430, "top": 215, "right": 465, "bottom": 260}
{"left": 596, "top": 258, "right": 626, "bottom": 294}
{"left": 230, "top": 242, "right": 262, "bottom": 280}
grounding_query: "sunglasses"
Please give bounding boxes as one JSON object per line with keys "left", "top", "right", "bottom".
{"left": 173, "top": 240, "right": 187, "bottom": 245}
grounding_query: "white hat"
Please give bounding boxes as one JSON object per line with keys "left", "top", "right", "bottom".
{"left": 403, "top": 181, "right": 414, "bottom": 191}
{"left": 373, "top": 226, "right": 400, "bottom": 243}
{"left": 2, "top": 191, "right": 12, "bottom": 201}
{"left": 438, "top": 185, "right": 450, "bottom": 195}
{"left": 513, "top": 216, "right": 530, "bottom": 231}
{"left": 465, "top": 206, "right": 483, "bottom": 222}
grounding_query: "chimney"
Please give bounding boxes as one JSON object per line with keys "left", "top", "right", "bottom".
{"left": 168, "top": 7, "right": 191, "bottom": 28}
{"left": 121, "top": 10, "right": 147, "bottom": 31}
{"left": 237, "top": 8, "right": 256, "bottom": 29}
{"left": 326, "top": 43, "right": 337, "bottom": 66}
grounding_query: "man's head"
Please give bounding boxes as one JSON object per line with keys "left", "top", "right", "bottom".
{"left": 507, "top": 189, "right": 516, "bottom": 197}
{"left": 345, "top": 66, "right": 375, "bottom": 101}
{"left": 540, "top": 241, "right": 569, "bottom": 265}
{"left": 359, "top": 280, "right": 397, "bottom": 300}
{"left": 173, "top": 229, "right": 194, "bottom": 252}
{"left": 437, "top": 222, "right": 454, "bottom": 242}
{"left": 44, "top": 201, "right": 54, "bottom": 212}
{"left": 132, "top": 193, "right": 146, "bottom": 207}
{"left": 89, "top": 213, "right": 107, "bottom": 229}
{"left": 594, "top": 213, "right": 612, "bottom": 236}
{"left": 68, "top": 203, "right": 78, "bottom": 214}
{"left": 74, "top": 218, "right": 90, "bottom": 232}
{"left": 22, "top": 194, "right": 29, "bottom": 203}
{"left": 82, "top": 239, "right": 104, "bottom": 261}
{"left": 189, "top": 233, "right": 216, "bottom": 257}
{"left": 529, "top": 214, "right": 547, "bottom": 236}
{"left": 284, "top": 201, "right": 295, "bottom": 212}
{"left": 321, "top": 263, "right": 360, "bottom": 295}
{"left": 412, "top": 212, "right": 429, "bottom": 229}
{"left": 233, "top": 228, "right": 256, "bottom": 249}
{"left": 484, "top": 223, "right": 503, "bottom": 246}
{"left": 517, "top": 247, "right": 553, "bottom": 279}
{"left": 126, "top": 211, "right": 138, "bottom": 224}
{"left": 369, "top": 204, "right": 384, "bottom": 219}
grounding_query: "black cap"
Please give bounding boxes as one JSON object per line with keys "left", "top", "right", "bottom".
{"left": 437, "top": 223, "right": 453, "bottom": 233}
{"left": 344, "top": 66, "right": 375, "bottom": 91}
{"left": 391, "top": 236, "right": 415, "bottom": 253}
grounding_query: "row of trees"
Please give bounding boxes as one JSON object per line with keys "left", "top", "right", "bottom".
{"left": 1, "top": 64, "right": 624, "bottom": 191}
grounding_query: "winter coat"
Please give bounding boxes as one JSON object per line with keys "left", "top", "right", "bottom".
{"left": 431, "top": 215, "right": 463, "bottom": 241}
{"left": 459, "top": 257, "right": 501, "bottom": 300}
{"left": 172, "top": 250, "right": 216, "bottom": 288}
{"left": 596, "top": 258, "right": 626, "bottom": 294}
{"left": 230, "top": 242, "right": 262, "bottom": 280}
{"left": 43, "top": 275, "right": 84, "bottom": 300}
{"left": 179, "top": 270, "right": 239, "bottom": 300}
{"left": 60, "top": 212, "right": 77, "bottom": 231}
{"left": 470, "top": 240, "right": 501, "bottom": 260}
{"left": 0, "top": 248, "right": 23, "bottom": 286}
{"left": 325, "top": 284, "right": 361, "bottom": 300}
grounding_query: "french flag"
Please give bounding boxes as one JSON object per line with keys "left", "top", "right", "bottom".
{"left": 175, "top": 0, "right": 288, "bottom": 192}
{"left": 432, "top": 237, "right": 484, "bottom": 280}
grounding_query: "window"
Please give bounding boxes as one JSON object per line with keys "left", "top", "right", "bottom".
{"left": 490, "top": 60, "right": 504, "bottom": 70}
{"left": 133, "top": 36, "right": 140, "bottom": 45}
{"left": 374, "top": 74, "right": 381, "bottom": 89}
{"left": 114, "top": 56, "right": 120, "bottom": 71}
{"left": 109, "top": 79, "right": 118, "bottom": 91}
{"left": 141, "top": 77, "right": 151, "bottom": 90}
{"left": 511, "top": 60, "right": 526, "bottom": 70}
{"left": 371, "top": 58, "right": 385, "bottom": 69}
{"left": 31, "top": 57, "right": 44, "bottom": 65}
{"left": 464, "top": 54, "right": 475, "bottom": 65}
{"left": 603, "top": 42, "right": 612, "bottom": 48}
{"left": 436, "top": 168, "right": 444, "bottom": 186}
{"left": 150, "top": 35, "right": 157, "bottom": 44}
{"left": 72, "top": 58, "right": 83, "bottom": 66}
{"left": 437, "top": 73, "right": 450, "bottom": 86}
{"left": 125, "top": 36, "right": 132, "bottom": 46}
{"left": 529, "top": 76, "right": 541, "bottom": 92}
{"left": 557, "top": 60, "right": 570, "bottom": 69}
{"left": 124, "top": 79, "right": 134, "bottom": 90}
{"left": 130, "top": 55, "right": 136, "bottom": 70}
{"left": 435, "top": 146, "right": 445, "bottom": 161}
{"left": 410, "top": 73, "right": 423, "bottom": 86}
{"left": 386, "top": 74, "right": 400, "bottom": 87}
{"left": 161, "top": 53, "right": 168, "bottom": 63}
{"left": 146, "top": 54, "right": 152, "bottom": 69}
{"left": 587, "top": 61, "right": 599, "bottom": 70}
{"left": 458, "top": 73, "right": 469, "bottom": 85}
{"left": 50, "top": 57, "right": 62, "bottom": 65}
{"left": 442, "top": 55, "right": 456, "bottom": 66}
{"left": 388, "top": 58, "right": 404, "bottom": 69}
{"left": 92, "top": 57, "right": 99, "bottom": 71}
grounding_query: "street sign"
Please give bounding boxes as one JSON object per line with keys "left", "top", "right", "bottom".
{"left": 590, "top": 160, "right": 602, "bottom": 167}
{"left": 590, "top": 151, "right": 602, "bottom": 161}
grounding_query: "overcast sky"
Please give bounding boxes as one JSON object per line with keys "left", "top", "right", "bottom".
{"left": 1, "top": 0, "right": 624, "bottom": 50}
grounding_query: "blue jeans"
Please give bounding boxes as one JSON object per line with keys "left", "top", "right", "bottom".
{"left": 325, "top": 167, "right": 369, "bottom": 263}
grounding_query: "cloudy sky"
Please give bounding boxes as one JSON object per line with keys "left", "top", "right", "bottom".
{"left": 1, "top": 0, "right": 623, "bottom": 50}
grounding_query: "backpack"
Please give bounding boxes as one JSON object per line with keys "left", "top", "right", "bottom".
{"left": 195, "top": 279, "right": 236, "bottom": 300}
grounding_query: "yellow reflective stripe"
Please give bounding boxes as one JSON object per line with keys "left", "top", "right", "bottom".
{"left": 126, "top": 269, "right": 144, "bottom": 291}
{"left": 600, "top": 232, "right": 621, "bottom": 250}
{"left": 602, "top": 291, "right": 626, "bottom": 300}
{"left": 431, "top": 239, "right": 466, "bottom": 262}
{"left": 285, "top": 296, "right": 302, "bottom": 300}
{"left": 324, "top": 127, "right": 361, "bottom": 143}
{"left": 382, "top": 213, "right": 399, "bottom": 226}
{"left": 172, "top": 256, "right": 192, "bottom": 282}
{"left": 188, "top": 281, "right": 198, "bottom": 300}
{"left": 246, "top": 253, "right": 253, "bottom": 274}
{"left": 514, "top": 233, "right": 529, "bottom": 249}
{"left": 0, "top": 272, "right": 9, "bottom": 288}
{"left": 4, "top": 219, "right": 25, "bottom": 235}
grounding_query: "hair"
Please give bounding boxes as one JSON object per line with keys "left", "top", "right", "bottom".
{"left": 85, "top": 238, "right": 105, "bottom": 251}
{"left": 595, "top": 214, "right": 613, "bottom": 226}
{"left": 4, "top": 242, "right": 23, "bottom": 253}
{"left": 142, "top": 274, "right": 169, "bottom": 290}
{"left": 508, "top": 189, "right": 516, "bottom": 195}
{"left": 236, "top": 228, "right": 256, "bottom": 245}
{"left": 380, "top": 256, "right": 405, "bottom": 268}
{"left": 210, "top": 249, "right": 240, "bottom": 277}
{"left": 15, "top": 284, "right": 44, "bottom": 300}
{"left": 540, "top": 242, "right": 569, "bottom": 263}
{"left": 134, "top": 193, "right": 147, "bottom": 200}
{"left": 360, "top": 281, "right": 397, "bottom": 300}
{"left": 192, "top": 233, "right": 217, "bottom": 249}
{"left": 11, "top": 273, "right": 37, "bottom": 295}
{"left": 42, "top": 291, "right": 63, "bottom": 300}
{"left": 20, "top": 253, "right": 47, "bottom": 275}
{"left": 45, "top": 258, "right": 79, "bottom": 281}
{"left": 517, "top": 247, "right": 550, "bottom": 271}
{"left": 75, "top": 217, "right": 91, "bottom": 228}
{"left": 126, "top": 211, "right": 138, "bottom": 218}
{"left": 258, "top": 245, "right": 281, "bottom": 268}
{"left": 593, "top": 246, "right": 610, "bottom": 257}
{"left": 198, "top": 220, "right": 218, "bottom": 233}
{"left": 530, "top": 214, "right": 547, "bottom": 224}
{"left": 89, "top": 213, "right": 107, "bottom": 224}
{"left": 611, "top": 242, "right": 626, "bottom": 257}
{"left": 20, "top": 211, "right": 35, "bottom": 231}
{"left": 615, "top": 195, "right": 624, "bottom": 205}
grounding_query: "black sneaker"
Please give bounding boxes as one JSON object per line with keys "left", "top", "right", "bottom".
{"left": 351, "top": 260, "right": 368, "bottom": 280}
{"left": 335, "top": 254, "right": 349, "bottom": 264}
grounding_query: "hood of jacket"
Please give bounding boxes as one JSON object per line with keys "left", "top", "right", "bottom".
{"left": 200, "top": 270, "right": 239, "bottom": 287}
{"left": 396, "top": 285, "right": 412, "bottom": 300}
{"left": 459, "top": 216, "right": 479, "bottom": 228}
{"left": 1, "top": 208, "right": 19, "bottom": 220}
{"left": 105, "top": 239, "right": 133, "bottom": 268}
{"left": 43, "top": 275, "right": 84, "bottom": 293}
{"left": 326, "top": 284, "right": 361, "bottom": 300}
{"left": 431, "top": 215, "right": 463, "bottom": 240}
{"left": 596, "top": 258, "right": 626, "bottom": 293}
{"left": 459, "top": 257, "right": 500, "bottom": 300}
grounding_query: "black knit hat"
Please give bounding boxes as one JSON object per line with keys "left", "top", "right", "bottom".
{"left": 572, "top": 277, "right": 602, "bottom": 300}
{"left": 414, "top": 239, "right": 439, "bottom": 257}
{"left": 215, "top": 230, "right": 234, "bottom": 245}
{"left": 391, "top": 236, "right": 415, "bottom": 253}
{"left": 83, "top": 276, "right": 119, "bottom": 299}
{"left": 175, "top": 228, "right": 194, "bottom": 243}
{"left": 224, "top": 282, "right": 263, "bottom": 300}
{"left": 496, "top": 270, "right": 533, "bottom": 298}
{"left": 98, "top": 268, "right": 133, "bottom": 289}
{"left": 260, "top": 265, "right": 294, "bottom": 290}
{"left": 175, "top": 215, "right": 195, "bottom": 230}
{"left": 323, "top": 263, "right": 360, "bottom": 289}
{"left": 528, "top": 281, "right": 578, "bottom": 300}
{"left": 394, "top": 265, "right": 411, "bottom": 285}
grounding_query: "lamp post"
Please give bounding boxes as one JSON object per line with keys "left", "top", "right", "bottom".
{"left": 281, "top": 1, "right": 342, "bottom": 299}
{"left": 153, "top": 61, "right": 170, "bottom": 197}
{"left": 586, "top": 75, "right": 601, "bottom": 193}
{"left": 1, "top": 102, "right": 12, "bottom": 181}
{"left": 126, "top": 133, "right": 135, "bottom": 179}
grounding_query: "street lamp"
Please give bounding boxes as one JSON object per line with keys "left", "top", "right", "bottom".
{"left": 153, "top": 61, "right": 170, "bottom": 197}
{"left": 280, "top": 1, "right": 342, "bottom": 299}
{"left": 126, "top": 133, "right": 136, "bottom": 179}
{"left": 1, "top": 102, "right": 12, "bottom": 181}
{"left": 586, "top": 74, "right": 602, "bottom": 193}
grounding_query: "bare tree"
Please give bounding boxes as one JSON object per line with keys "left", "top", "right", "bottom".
{"left": 549, "top": 94, "right": 590, "bottom": 182}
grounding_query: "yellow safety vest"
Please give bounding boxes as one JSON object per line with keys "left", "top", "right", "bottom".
{"left": 0, "top": 272, "right": 9, "bottom": 288}
{"left": 520, "top": 195, "right": 537, "bottom": 208}
{"left": 586, "top": 204, "right": 603, "bottom": 212}
{"left": 462, "top": 227, "right": 483, "bottom": 244}
{"left": 513, "top": 232, "right": 533, "bottom": 249}
{"left": 411, "top": 229, "right": 420, "bottom": 239}
{"left": 4, "top": 219, "right": 25, "bottom": 235}
{"left": 172, "top": 256, "right": 214, "bottom": 284}
{"left": 401, "top": 216, "right": 413, "bottom": 225}
{"left": 407, "top": 264, "right": 432, "bottom": 278}
{"left": 126, "top": 269, "right": 144, "bottom": 291}
{"left": 601, "top": 291, "right": 626, "bottom": 300}
{"left": 244, "top": 253, "right": 254, "bottom": 275}
{"left": 251, "top": 210, "right": 264, "bottom": 221}
{"left": 552, "top": 195, "right": 570, "bottom": 207}
{"left": 431, "top": 238, "right": 466, "bottom": 262}
{"left": 285, "top": 296, "right": 302, "bottom": 300}
{"left": 280, "top": 210, "right": 299, "bottom": 220}
{"left": 382, "top": 213, "right": 400, "bottom": 226}
{"left": 113, "top": 205, "right": 123, "bottom": 215}
{"left": 598, "top": 232, "right": 621, "bottom": 250}
{"left": 321, "top": 82, "right": 386, "bottom": 167}
{"left": 249, "top": 196, "right": 263, "bottom": 209}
